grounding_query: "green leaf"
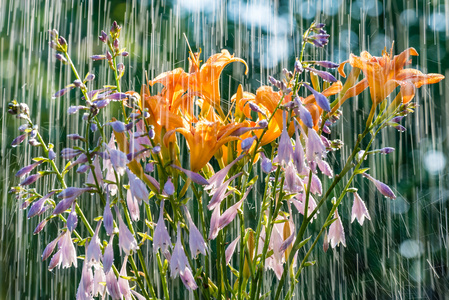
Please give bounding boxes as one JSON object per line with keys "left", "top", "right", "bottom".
{"left": 93, "top": 216, "right": 103, "bottom": 221}
{"left": 355, "top": 167, "right": 370, "bottom": 175}
{"left": 247, "top": 175, "right": 259, "bottom": 187}
{"left": 303, "top": 261, "right": 316, "bottom": 267}
{"left": 323, "top": 218, "right": 337, "bottom": 228}
{"left": 33, "top": 157, "right": 48, "bottom": 162}
{"left": 297, "top": 236, "right": 312, "bottom": 249}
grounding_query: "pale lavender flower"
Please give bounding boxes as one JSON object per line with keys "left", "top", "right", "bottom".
{"left": 145, "top": 162, "right": 154, "bottom": 173}
{"left": 328, "top": 210, "right": 346, "bottom": 248}
{"left": 293, "top": 123, "right": 305, "bottom": 173}
{"left": 105, "top": 269, "right": 122, "bottom": 300}
{"left": 218, "top": 186, "right": 253, "bottom": 231}
{"left": 205, "top": 155, "right": 245, "bottom": 193}
{"left": 207, "top": 172, "right": 243, "bottom": 210}
{"left": 277, "top": 112, "right": 293, "bottom": 166}
{"left": 48, "top": 148, "right": 56, "bottom": 160}
{"left": 52, "top": 85, "right": 75, "bottom": 99}
{"left": 104, "top": 138, "right": 118, "bottom": 195}
{"left": 34, "top": 219, "right": 48, "bottom": 234}
{"left": 42, "top": 233, "right": 63, "bottom": 261}
{"left": 61, "top": 148, "right": 83, "bottom": 159}
{"left": 67, "top": 133, "right": 85, "bottom": 141}
{"left": 225, "top": 236, "right": 240, "bottom": 265}
{"left": 260, "top": 152, "right": 273, "bottom": 173}
{"left": 362, "top": 173, "right": 396, "bottom": 199}
{"left": 107, "top": 92, "right": 127, "bottom": 101}
{"left": 313, "top": 61, "right": 339, "bottom": 68}
{"left": 91, "top": 54, "right": 106, "bottom": 61}
{"left": 99, "top": 30, "right": 108, "bottom": 43}
{"left": 53, "top": 197, "right": 76, "bottom": 215}
{"left": 108, "top": 148, "right": 129, "bottom": 176}
{"left": 184, "top": 207, "right": 207, "bottom": 258}
{"left": 20, "top": 173, "right": 42, "bottom": 186}
{"left": 208, "top": 205, "right": 221, "bottom": 240}
{"left": 92, "top": 268, "right": 106, "bottom": 297}
{"left": 118, "top": 256, "right": 132, "bottom": 300}
{"left": 48, "top": 250, "right": 62, "bottom": 270}
{"left": 241, "top": 136, "right": 257, "bottom": 151}
{"left": 77, "top": 164, "right": 90, "bottom": 174}
{"left": 126, "top": 169, "right": 149, "bottom": 204}
{"left": 309, "top": 174, "right": 323, "bottom": 195}
{"left": 170, "top": 223, "right": 189, "bottom": 278}
{"left": 126, "top": 189, "right": 140, "bottom": 221}
{"left": 85, "top": 73, "right": 95, "bottom": 81}
{"left": 76, "top": 258, "right": 94, "bottom": 300}
{"left": 351, "top": 192, "right": 371, "bottom": 225}
{"left": 103, "top": 235, "right": 114, "bottom": 274}
{"left": 379, "top": 147, "right": 395, "bottom": 154}
{"left": 258, "top": 119, "right": 268, "bottom": 128}
{"left": 180, "top": 267, "right": 198, "bottom": 291}
{"left": 107, "top": 121, "right": 127, "bottom": 133}
{"left": 171, "top": 164, "right": 209, "bottom": 185}
{"left": 294, "top": 98, "right": 314, "bottom": 129}
{"left": 317, "top": 159, "right": 333, "bottom": 178}
{"left": 103, "top": 195, "right": 114, "bottom": 235}
{"left": 153, "top": 201, "right": 172, "bottom": 253}
{"left": 67, "top": 105, "right": 87, "bottom": 115}
{"left": 116, "top": 211, "right": 138, "bottom": 255}
{"left": 28, "top": 191, "right": 56, "bottom": 219}
{"left": 295, "top": 60, "right": 304, "bottom": 74}
{"left": 306, "top": 128, "right": 326, "bottom": 166}
{"left": 164, "top": 178, "right": 175, "bottom": 196}
{"left": 284, "top": 163, "right": 303, "bottom": 193}
{"left": 303, "top": 83, "right": 331, "bottom": 112}
{"left": 86, "top": 221, "right": 103, "bottom": 267}
{"left": 16, "top": 161, "right": 43, "bottom": 177}
{"left": 291, "top": 193, "right": 318, "bottom": 220}
{"left": 59, "top": 231, "right": 78, "bottom": 268}
{"left": 66, "top": 203, "right": 78, "bottom": 232}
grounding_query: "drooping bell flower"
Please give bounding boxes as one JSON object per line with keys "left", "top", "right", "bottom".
{"left": 15, "top": 160, "right": 43, "bottom": 177}
{"left": 126, "top": 189, "right": 140, "bottom": 221}
{"left": 87, "top": 156, "right": 103, "bottom": 186}
{"left": 102, "top": 235, "right": 115, "bottom": 274}
{"left": 205, "top": 154, "right": 244, "bottom": 194}
{"left": 303, "top": 83, "right": 331, "bottom": 112}
{"left": 284, "top": 163, "right": 303, "bottom": 193}
{"left": 28, "top": 191, "right": 56, "bottom": 219}
{"left": 118, "top": 256, "right": 132, "bottom": 300}
{"left": 180, "top": 267, "right": 198, "bottom": 291}
{"left": 105, "top": 268, "right": 122, "bottom": 300}
{"left": 57, "top": 230, "right": 78, "bottom": 269}
{"left": 153, "top": 201, "right": 172, "bottom": 253}
{"left": 86, "top": 221, "right": 103, "bottom": 267}
{"left": 104, "top": 137, "right": 118, "bottom": 195}
{"left": 362, "top": 173, "right": 396, "bottom": 199}
{"left": 42, "top": 233, "right": 63, "bottom": 261}
{"left": 184, "top": 207, "right": 207, "bottom": 258}
{"left": 76, "top": 257, "right": 94, "bottom": 300}
{"left": 218, "top": 186, "right": 253, "bottom": 231}
{"left": 103, "top": 194, "right": 114, "bottom": 236}
{"left": 277, "top": 111, "right": 293, "bottom": 167}
{"left": 328, "top": 210, "right": 346, "bottom": 248}
{"left": 306, "top": 128, "right": 326, "bottom": 167}
{"left": 225, "top": 236, "right": 240, "bottom": 265}
{"left": 126, "top": 169, "right": 149, "bottom": 204}
{"left": 317, "top": 158, "right": 333, "bottom": 178}
{"left": 208, "top": 205, "right": 221, "bottom": 240}
{"left": 108, "top": 147, "right": 129, "bottom": 176}
{"left": 92, "top": 268, "right": 106, "bottom": 297}
{"left": 292, "top": 123, "right": 305, "bottom": 174}
{"left": 207, "top": 172, "right": 243, "bottom": 210}
{"left": 116, "top": 209, "right": 138, "bottom": 255}
{"left": 170, "top": 223, "right": 189, "bottom": 279}
{"left": 351, "top": 192, "right": 371, "bottom": 225}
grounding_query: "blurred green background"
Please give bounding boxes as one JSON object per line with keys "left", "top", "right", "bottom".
{"left": 0, "top": 0, "right": 448, "bottom": 299}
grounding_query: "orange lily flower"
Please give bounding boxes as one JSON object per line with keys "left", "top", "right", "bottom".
{"left": 164, "top": 120, "right": 246, "bottom": 172}
{"left": 253, "top": 86, "right": 294, "bottom": 146}
{"left": 189, "top": 50, "right": 248, "bottom": 115}
{"left": 139, "top": 85, "right": 188, "bottom": 144}
{"left": 339, "top": 46, "right": 444, "bottom": 105}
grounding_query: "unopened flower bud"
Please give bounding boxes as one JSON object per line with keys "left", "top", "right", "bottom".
{"left": 113, "top": 39, "right": 119, "bottom": 50}
{"left": 106, "top": 51, "right": 112, "bottom": 60}
{"left": 99, "top": 30, "right": 108, "bottom": 43}
{"left": 121, "top": 51, "right": 129, "bottom": 57}
{"left": 55, "top": 53, "right": 67, "bottom": 63}
{"left": 294, "top": 60, "right": 304, "bottom": 74}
